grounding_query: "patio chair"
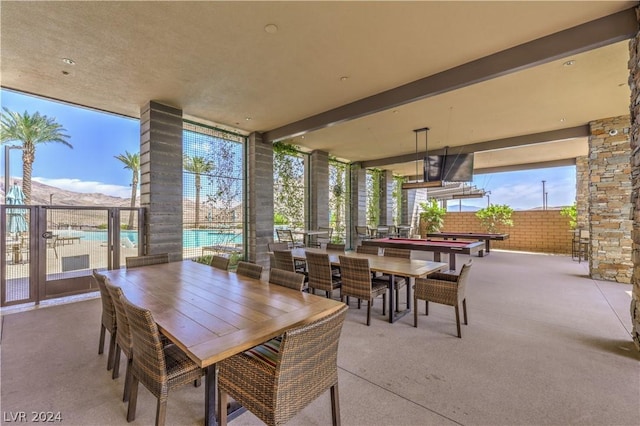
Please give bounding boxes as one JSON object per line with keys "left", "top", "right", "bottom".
{"left": 92, "top": 270, "right": 117, "bottom": 371}
{"left": 268, "top": 268, "right": 306, "bottom": 291}
{"left": 376, "top": 248, "right": 410, "bottom": 311}
{"left": 276, "top": 229, "right": 305, "bottom": 248}
{"left": 355, "top": 225, "right": 371, "bottom": 240}
{"left": 125, "top": 253, "right": 169, "bottom": 268}
{"left": 122, "top": 296, "right": 204, "bottom": 426}
{"left": 210, "top": 255, "right": 230, "bottom": 271}
{"left": 306, "top": 251, "right": 341, "bottom": 298}
{"left": 413, "top": 261, "right": 472, "bottom": 337}
{"left": 272, "top": 249, "right": 308, "bottom": 278}
{"left": 356, "top": 245, "right": 379, "bottom": 255}
{"left": 236, "top": 261, "right": 264, "bottom": 280}
{"left": 103, "top": 279, "right": 134, "bottom": 402}
{"left": 217, "top": 304, "right": 348, "bottom": 426}
{"left": 314, "top": 226, "right": 333, "bottom": 248}
{"left": 325, "top": 243, "right": 345, "bottom": 251}
{"left": 339, "top": 255, "right": 388, "bottom": 326}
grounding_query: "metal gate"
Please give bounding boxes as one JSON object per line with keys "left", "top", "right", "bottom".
{"left": 1, "top": 205, "right": 144, "bottom": 307}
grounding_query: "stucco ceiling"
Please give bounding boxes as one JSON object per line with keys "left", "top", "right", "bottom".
{"left": 0, "top": 1, "right": 635, "bottom": 177}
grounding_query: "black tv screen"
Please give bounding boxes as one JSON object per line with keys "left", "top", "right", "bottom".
{"left": 442, "top": 153, "right": 474, "bottom": 182}
{"left": 423, "top": 155, "right": 443, "bottom": 181}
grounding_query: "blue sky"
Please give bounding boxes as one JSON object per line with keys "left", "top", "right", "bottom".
{"left": 1, "top": 89, "right": 576, "bottom": 209}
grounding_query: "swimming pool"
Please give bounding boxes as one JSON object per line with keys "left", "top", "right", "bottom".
{"left": 78, "top": 229, "right": 243, "bottom": 249}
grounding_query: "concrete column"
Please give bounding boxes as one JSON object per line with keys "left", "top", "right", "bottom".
{"left": 139, "top": 101, "right": 183, "bottom": 260}
{"left": 246, "top": 132, "right": 273, "bottom": 267}
{"left": 349, "top": 163, "right": 367, "bottom": 249}
{"left": 310, "top": 150, "right": 330, "bottom": 230}
{"left": 402, "top": 187, "right": 415, "bottom": 226}
{"left": 380, "top": 170, "right": 394, "bottom": 225}
{"left": 628, "top": 9, "right": 640, "bottom": 350}
{"left": 588, "top": 116, "right": 632, "bottom": 283}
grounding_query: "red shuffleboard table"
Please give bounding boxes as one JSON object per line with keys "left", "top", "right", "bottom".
{"left": 426, "top": 232, "right": 509, "bottom": 256}
{"left": 362, "top": 237, "right": 485, "bottom": 271}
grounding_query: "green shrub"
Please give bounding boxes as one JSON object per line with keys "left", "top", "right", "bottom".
{"left": 419, "top": 199, "right": 446, "bottom": 234}
{"left": 560, "top": 203, "right": 577, "bottom": 229}
{"left": 475, "top": 204, "right": 514, "bottom": 233}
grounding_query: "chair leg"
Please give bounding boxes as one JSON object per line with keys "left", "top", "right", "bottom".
{"left": 366, "top": 300, "right": 372, "bottom": 326}
{"left": 425, "top": 300, "right": 429, "bottom": 315}
{"left": 218, "top": 388, "right": 228, "bottom": 426}
{"left": 194, "top": 378, "right": 201, "bottom": 387}
{"left": 156, "top": 398, "right": 167, "bottom": 426}
{"left": 395, "top": 287, "right": 399, "bottom": 312}
{"left": 126, "top": 376, "right": 139, "bottom": 422}
{"left": 330, "top": 383, "right": 341, "bottom": 426}
{"left": 382, "top": 293, "right": 386, "bottom": 316}
{"left": 98, "top": 324, "right": 106, "bottom": 355}
{"left": 357, "top": 299, "right": 361, "bottom": 309}
{"left": 123, "top": 358, "right": 132, "bottom": 402}
{"left": 107, "top": 331, "right": 117, "bottom": 371}
{"left": 462, "top": 299, "right": 468, "bottom": 325}
{"left": 413, "top": 297, "right": 418, "bottom": 327}
{"left": 112, "top": 344, "right": 121, "bottom": 379}
{"left": 455, "top": 305, "right": 462, "bottom": 338}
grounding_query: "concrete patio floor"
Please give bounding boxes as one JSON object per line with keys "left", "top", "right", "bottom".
{"left": 1, "top": 250, "right": 638, "bottom": 425}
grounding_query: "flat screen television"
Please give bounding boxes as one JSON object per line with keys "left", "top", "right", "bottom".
{"left": 424, "top": 153, "right": 474, "bottom": 182}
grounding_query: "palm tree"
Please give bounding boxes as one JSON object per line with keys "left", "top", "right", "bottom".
{"left": 115, "top": 151, "right": 140, "bottom": 230}
{"left": 184, "top": 155, "right": 214, "bottom": 228}
{"left": 0, "top": 107, "right": 72, "bottom": 204}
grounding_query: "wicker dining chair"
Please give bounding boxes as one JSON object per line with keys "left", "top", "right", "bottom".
{"left": 276, "top": 229, "right": 305, "bottom": 248}
{"left": 356, "top": 245, "right": 379, "bottom": 255}
{"left": 268, "top": 268, "right": 306, "bottom": 291}
{"left": 236, "top": 261, "right": 264, "bottom": 280}
{"left": 355, "top": 225, "right": 372, "bottom": 241}
{"left": 210, "top": 255, "right": 230, "bottom": 271}
{"left": 121, "top": 296, "right": 204, "bottom": 426}
{"left": 339, "top": 255, "right": 387, "bottom": 326}
{"left": 92, "top": 269, "right": 117, "bottom": 371}
{"left": 314, "top": 226, "right": 333, "bottom": 248}
{"left": 125, "top": 253, "right": 169, "bottom": 268}
{"left": 103, "top": 278, "right": 134, "bottom": 402}
{"left": 325, "top": 243, "right": 345, "bottom": 251}
{"left": 217, "top": 304, "right": 349, "bottom": 426}
{"left": 376, "top": 248, "right": 410, "bottom": 312}
{"left": 413, "top": 261, "right": 472, "bottom": 337}
{"left": 272, "top": 250, "right": 307, "bottom": 278}
{"left": 305, "top": 251, "right": 341, "bottom": 298}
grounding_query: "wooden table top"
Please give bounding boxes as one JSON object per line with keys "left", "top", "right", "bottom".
{"left": 103, "top": 260, "right": 344, "bottom": 368}
{"left": 290, "top": 247, "right": 448, "bottom": 278}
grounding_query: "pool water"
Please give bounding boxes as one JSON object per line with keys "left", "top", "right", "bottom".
{"left": 79, "top": 229, "right": 243, "bottom": 249}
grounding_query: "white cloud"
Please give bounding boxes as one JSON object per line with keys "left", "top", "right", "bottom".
{"left": 33, "top": 177, "right": 131, "bottom": 198}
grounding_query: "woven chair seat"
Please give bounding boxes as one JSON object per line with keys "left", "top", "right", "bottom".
{"left": 163, "top": 344, "right": 204, "bottom": 386}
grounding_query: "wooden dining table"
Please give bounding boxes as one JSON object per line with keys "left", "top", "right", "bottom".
{"left": 103, "top": 260, "right": 344, "bottom": 426}
{"left": 290, "top": 247, "right": 448, "bottom": 324}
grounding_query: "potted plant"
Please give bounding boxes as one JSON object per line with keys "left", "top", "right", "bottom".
{"left": 475, "top": 204, "right": 514, "bottom": 233}
{"left": 419, "top": 199, "right": 447, "bottom": 234}
{"left": 560, "top": 202, "right": 577, "bottom": 229}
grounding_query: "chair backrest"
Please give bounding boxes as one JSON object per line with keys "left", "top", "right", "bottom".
{"left": 272, "top": 250, "right": 296, "bottom": 272}
{"left": 210, "top": 255, "right": 230, "bottom": 271}
{"left": 104, "top": 278, "right": 132, "bottom": 355}
{"left": 236, "top": 261, "right": 263, "bottom": 280}
{"left": 317, "top": 226, "right": 333, "bottom": 239}
{"left": 456, "top": 261, "right": 472, "bottom": 300}
{"left": 121, "top": 295, "right": 168, "bottom": 387}
{"left": 579, "top": 229, "right": 590, "bottom": 240}
{"left": 276, "top": 229, "right": 295, "bottom": 244}
{"left": 268, "top": 242, "right": 289, "bottom": 252}
{"left": 338, "top": 255, "right": 373, "bottom": 300}
{"left": 325, "top": 243, "right": 345, "bottom": 251}
{"left": 93, "top": 269, "right": 116, "bottom": 331}
{"left": 125, "top": 253, "right": 169, "bottom": 268}
{"left": 274, "top": 304, "right": 348, "bottom": 423}
{"left": 355, "top": 226, "right": 370, "bottom": 238}
{"left": 269, "top": 268, "right": 305, "bottom": 291}
{"left": 305, "top": 251, "right": 334, "bottom": 291}
{"left": 356, "top": 245, "right": 379, "bottom": 255}
{"left": 383, "top": 247, "right": 411, "bottom": 259}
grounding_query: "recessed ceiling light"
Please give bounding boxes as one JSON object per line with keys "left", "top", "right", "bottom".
{"left": 264, "top": 24, "right": 278, "bottom": 34}
{"left": 563, "top": 60, "right": 575, "bottom": 67}
{"left": 340, "top": 76, "right": 348, "bottom": 81}
{"left": 560, "top": 118, "right": 566, "bottom": 122}
{"left": 245, "top": 117, "right": 252, "bottom": 121}
{"left": 62, "top": 58, "right": 75, "bottom": 65}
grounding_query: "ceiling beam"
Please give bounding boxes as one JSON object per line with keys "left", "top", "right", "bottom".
{"left": 363, "top": 126, "right": 589, "bottom": 169}
{"left": 263, "top": 8, "right": 637, "bottom": 143}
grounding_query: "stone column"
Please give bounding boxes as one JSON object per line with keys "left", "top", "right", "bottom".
{"left": 349, "top": 163, "right": 367, "bottom": 249}
{"left": 309, "top": 150, "right": 330, "bottom": 230}
{"left": 379, "top": 170, "right": 394, "bottom": 225}
{"left": 575, "top": 156, "right": 589, "bottom": 228}
{"left": 628, "top": 10, "right": 640, "bottom": 349}
{"left": 139, "top": 101, "right": 183, "bottom": 260}
{"left": 588, "top": 116, "right": 632, "bottom": 283}
{"left": 246, "top": 132, "right": 273, "bottom": 267}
